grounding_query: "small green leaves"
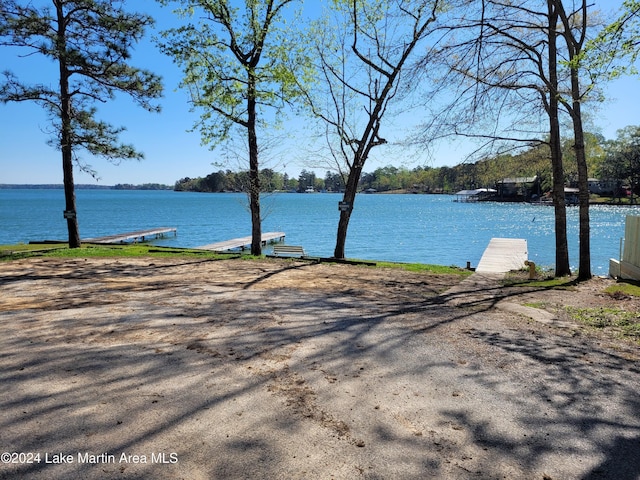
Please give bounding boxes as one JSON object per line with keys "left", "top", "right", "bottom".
{"left": 0, "top": 0, "right": 163, "bottom": 164}
{"left": 156, "top": 0, "right": 305, "bottom": 148}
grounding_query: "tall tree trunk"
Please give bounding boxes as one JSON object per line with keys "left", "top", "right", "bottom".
{"left": 571, "top": 75, "right": 591, "bottom": 280}
{"left": 247, "top": 71, "right": 262, "bottom": 256}
{"left": 556, "top": 0, "right": 591, "bottom": 280}
{"left": 56, "top": 1, "right": 80, "bottom": 248}
{"left": 334, "top": 162, "right": 363, "bottom": 259}
{"left": 548, "top": 0, "right": 571, "bottom": 276}
{"left": 61, "top": 131, "right": 80, "bottom": 248}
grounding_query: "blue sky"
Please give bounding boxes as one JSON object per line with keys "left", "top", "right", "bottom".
{"left": 1, "top": 0, "right": 638, "bottom": 186}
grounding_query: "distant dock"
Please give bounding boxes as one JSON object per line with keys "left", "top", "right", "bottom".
{"left": 83, "top": 228, "right": 177, "bottom": 244}
{"left": 197, "top": 232, "right": 285, "bottom": 252}
{"left": 476, "top": 238, "right": 528, "bottom": 273}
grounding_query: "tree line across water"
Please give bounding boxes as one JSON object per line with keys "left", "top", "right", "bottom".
{"left": 175, "top": 127, "right": 640, "bottom": 197}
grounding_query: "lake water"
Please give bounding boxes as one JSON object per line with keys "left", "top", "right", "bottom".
{"left": 1, "top": 188, "right": 638, "bottom": 275}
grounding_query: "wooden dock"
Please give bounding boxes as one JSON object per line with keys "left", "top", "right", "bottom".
{"left": 476, "top": 238, "right": 528, "bottom": 273}
{"left": 197, "top": 232, "right": 285, "bottom": 252}
{"left": 83, "top": 228, "right": 177, "bottom": 244}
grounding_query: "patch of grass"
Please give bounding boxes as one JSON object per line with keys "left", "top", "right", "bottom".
{"left": 604, "top": 280, "right": 640, "bottom": 298}
{"left": 502, "top": 270, "right": 578, "bottom": 290}
{"left": 0, "top": 243, "right": 233, "bottom": 261}
{"left": 566, "top": 306, "right": 640, "bottom": 341}
{"left": 374, "top": 261, "right": 473, "bottom": 275}
{"left": 47, "top": 245, "right": 157, "bottom": 257}
{"left": 1, "top": 243, "right": 63, "bottom": 253}
{"left": 1, "top": 244, "right": 68, "bottom": 260}
{"left": 0, "top": 242, "right": 473, "bottom": 275}
{"left": 525, "top": 278, "right": 578, "bottom": 289}
{"left": 524, "top": 301, "right": 547, "bottom": 309}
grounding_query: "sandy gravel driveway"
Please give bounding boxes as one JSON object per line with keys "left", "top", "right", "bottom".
{"left": 0, "top": 257, "right": 638, "bottom": 479}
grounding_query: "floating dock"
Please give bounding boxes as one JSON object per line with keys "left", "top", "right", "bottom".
{"left": 476, "top": 238, "right": 528, "bottom": 273}
{"left": 83, "top": 228, "right": 177, "bottom": 244}
{"left": 197, "top": 232, "right": 285, "bottom": 252}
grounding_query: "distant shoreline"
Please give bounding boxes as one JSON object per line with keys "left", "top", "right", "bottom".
{"left": 0, "top": 184, "right": 172, "bottom": 190}
{"left": 3, "top": 185, "right": 640, "bottom": 206}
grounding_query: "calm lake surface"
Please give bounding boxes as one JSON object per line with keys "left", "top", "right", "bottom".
{"left": 1, "top": 188, "right": 638, "bottom": 275}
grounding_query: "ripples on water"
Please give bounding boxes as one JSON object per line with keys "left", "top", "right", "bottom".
{"left": 1, "top": 189, "right": 638, "bottom": 275}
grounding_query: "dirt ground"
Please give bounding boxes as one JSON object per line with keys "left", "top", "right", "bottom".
{"left": 0, "top": 257, "right": 639, "bottom": 479}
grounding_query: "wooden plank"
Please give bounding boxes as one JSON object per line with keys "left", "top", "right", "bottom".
{"left": 623, "top": 216, "right": 640, "bottom": 266}
{"left": 476, "top": 238, "right": 528, "bottom": 273}
{"left": 619, "top": 260, "right": 640, "bottom": 281}
{"left": 83, "top": 228, "right": 177, "bottom": 244}
{"left": 272, "top": 245, "right": 306, "bottom": 257}
{"left": 197, "top": 232, "right": 285, "bottom": 252}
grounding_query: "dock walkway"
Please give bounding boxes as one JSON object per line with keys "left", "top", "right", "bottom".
{"left": 83, "top": 228, "right": 177, "bottom": 244}
{"left": 444, "top": 237, "right": 528, "bottom": 307}
{"left": 476, "top": 238, "right": 528, "bottom": 273}
{"left": 197, "top": 232, "right": 285, "bottom": 252}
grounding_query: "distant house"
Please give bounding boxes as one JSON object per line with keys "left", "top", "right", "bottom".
{"left": 564, "top": 187, "right": 579, "bottom": 205}
{"left": 587, "top": 178, "right": 618, "bottom": 196}
{"left": 495, "top": 176, "right": 540, "bottom": 202}
{"left": 454, "top": 188, "right": 497, "bottom": 202}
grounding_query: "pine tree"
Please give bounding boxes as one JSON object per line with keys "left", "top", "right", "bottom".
{"left": 0, "top": 0, "right": 162, "bottom": 247}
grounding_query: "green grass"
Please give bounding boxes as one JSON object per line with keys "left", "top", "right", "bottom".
{"left": 589, "top": 195, "right": 640, "bottom": 205}
{"left": 566, "top": 306, "right": 640, "bottom": 341}
{"left": 0, "top": 243, "right": 471, "bottom": 275}
{"left": 0, "top": 243, "right": 235, "bottom": 260}
{"left": 523, "top": 301, "right": 548, "bottom": 309}
{"left": 523, "top": 278, "right": 578, "bottom": 289}
{"left": 502, "top": 270, "right": 578, "bottom": 290}
{"left": 604, "top": 280, "right": 640, "bottom": 298}
{"left": 375, "top": 261, "right": 472, "bottom": 275}
{"left": 1, "top": 243, "right": 61, "bottom": 252}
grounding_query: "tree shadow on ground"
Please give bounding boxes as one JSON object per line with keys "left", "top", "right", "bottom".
{"left": 0, "top": 258, "right": 638, "bottom": 479}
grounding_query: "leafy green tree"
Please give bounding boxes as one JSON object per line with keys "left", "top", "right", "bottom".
{"left": 563, "top": 132, "right": 606, "bottom": 185}
{"left": 0, "top": 0, "right": 162, "bottom": 247}
{"left": 324, "top": 171, "right": 344, "bottom": 192}
{"left": 304, "top": 0, "right": 441, "bottom": 258}
{"left": 297, "top": 169, "right": 316, "bottom": 192}
{"left": 600, "top": 126, "right": 640, "bottom": 204}
{"left": 283, "top": 172, "right": 298, "bottom": 191}
{"left": 158, "top": 0, "right": 304, "bottom": 255}
{"left": 204, "top": 171, "right": 227, "bottom": 192}
{"left": 586, "top": 0, "right": 640, "bottom": 79}
{"left": 260, "top": 168, "right": 285, "bottom": 191}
